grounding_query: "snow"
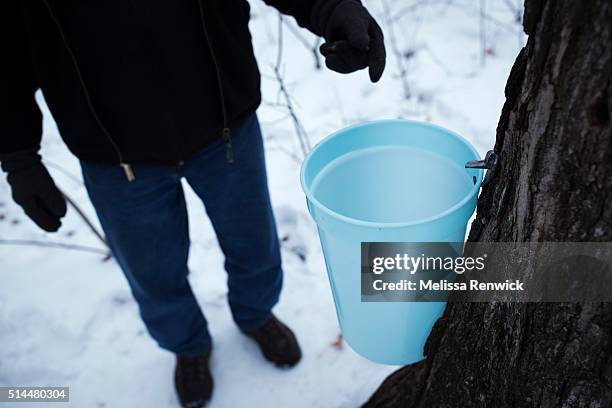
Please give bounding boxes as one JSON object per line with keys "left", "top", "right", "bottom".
{"left": 0, "top": 1, "right": 525, "bottom": 407}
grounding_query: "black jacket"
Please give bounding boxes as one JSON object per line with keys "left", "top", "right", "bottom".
{"left": 1, "top": 0, "right": 325, "bottom": 166}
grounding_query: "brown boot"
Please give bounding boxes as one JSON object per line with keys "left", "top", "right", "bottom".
{"left": 243, "top": 315, "right": 302, "bottom": 368}
{"left": 174, "top": 352, "right": 213, "bottom": 407}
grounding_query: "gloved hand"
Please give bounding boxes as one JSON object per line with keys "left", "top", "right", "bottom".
{"left": 314, "top": 0, "right": 386, "bottom": 82}
{"left": 1, "top": 150, "right": 67, "bottom": 232}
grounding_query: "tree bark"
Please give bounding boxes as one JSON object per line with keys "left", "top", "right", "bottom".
{"left": 364, "top": 1, "right": 612, "bottom": 407}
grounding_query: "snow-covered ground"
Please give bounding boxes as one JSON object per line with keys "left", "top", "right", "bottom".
{"left": 0, "top": 1, "right": 525, "bottom": 407}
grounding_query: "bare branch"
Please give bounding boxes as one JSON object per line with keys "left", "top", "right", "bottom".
{"left": 391, "top": 0, "right": 447, "bottom": 23}
{"left": 0, "top": 238, "right": 110, "bottom": 257}
{"left": 382, "top": 0, "right": 411, "bottom": 99}
{"left": 480, "top": 0, "right": 487, "bottom": 67}
{"left": 59, "top": 188, "right": 108, "bottom": 249}
{"left": 283, "top": 19, "right": 322, "bottom": 70}
{"left": 44, "top": 160, "right": 83, "bottom": 186}
{"left": 273, "top": 13, "right": 312, "bottom": 158}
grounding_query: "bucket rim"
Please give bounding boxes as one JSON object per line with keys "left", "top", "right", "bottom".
{"left": 300, "top": 119, "right": 484, "bottom": 229}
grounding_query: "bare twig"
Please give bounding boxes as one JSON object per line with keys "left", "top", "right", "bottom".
{"left": 502, "top": 0, "right": 520, "bottom": 17}
{"left": 422, "top": 45, "right": 453, "bottom": 76}
{"left": 267, "top": 143, "right": 303, "bottom": 164}
{"left": 59, "top": 187, "right": 108, "bottom": 248}
{"left": 382, "top": 0, "right": 411, "bottom": 99}
{"left": 273, "top": 13, "right": 312, "bottom": 158}
{"left": 42, "top": 162, "right": 107, "bottom": 248}
{"left": 442, "top": 1, "right": 522, "bottom": 33}
{"left": 44, "top": 160, "right": 83, "bottom": 186}
{"left": 445, "top": 0, "right": 524, "bottom": 51}
{"left": 260, "top": 112, "right": 293, "bottom": 126}
{"left": 0, "top": 238, "right": 109, "bottom": 257}
{"left": 263, "top": 132, "right": 303, "bottom": 164}
{"left": 283, "top": 20, "right": 322, "bottom": 69}
{"left": 391, "top": 0, "right": 446, "bottom": 23}
{"left": 480, "top": 0, "right": 487, "bottom": 67}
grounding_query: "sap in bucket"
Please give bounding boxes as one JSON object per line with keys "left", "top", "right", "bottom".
{"left": 300, "top": 120, "right": 483, "bottom": 365}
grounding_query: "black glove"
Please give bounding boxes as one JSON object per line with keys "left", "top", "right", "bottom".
{"left": 1, "top": 149, "right": 67, "bottom": 232}
{"left": 314, "top": 0, "right": 386, "bottom": 82}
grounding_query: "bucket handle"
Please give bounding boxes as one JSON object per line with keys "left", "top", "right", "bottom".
{"left": 465, "top": 150, "right": 498, "bottom": 186}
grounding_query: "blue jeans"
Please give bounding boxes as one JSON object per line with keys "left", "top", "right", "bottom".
{"left": 81, "top": 115, "right": 282, "bottom": 356}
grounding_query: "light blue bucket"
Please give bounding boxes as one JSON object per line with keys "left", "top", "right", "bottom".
{"left": 300, "top": 120, "right": 483, "bottom": 365}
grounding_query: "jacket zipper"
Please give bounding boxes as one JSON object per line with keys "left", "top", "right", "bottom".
{"left": 42, "top": 0, "right": 135, "bottom": 181}
{"left": 196, "top": 0, "right": 234, "bottom": 163}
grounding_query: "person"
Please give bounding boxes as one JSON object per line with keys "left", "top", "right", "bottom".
{"left": 1, "top": 0, "right": 385, "bottom": 406}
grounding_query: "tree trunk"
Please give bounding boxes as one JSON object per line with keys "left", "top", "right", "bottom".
{"left": 364, "top": 1, "right": 612, "bottom": 407}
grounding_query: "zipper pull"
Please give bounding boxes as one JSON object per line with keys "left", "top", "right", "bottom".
{"left": 120, "top": 163, "right": 136, "bottom": 182}
{"left": 222, "top": 127, "right": 234, "bottom": 164}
